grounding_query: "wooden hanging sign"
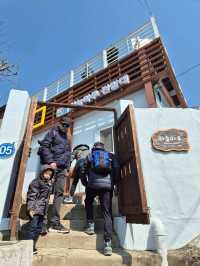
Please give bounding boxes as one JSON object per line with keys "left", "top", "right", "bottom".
{"left": 151, "top": 129, "right": 190, "bottom": 152}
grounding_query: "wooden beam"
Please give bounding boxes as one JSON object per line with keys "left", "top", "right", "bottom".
{"left": 144, "top": 81, "right": 157, "bottom": 108}
{"left": 38, "top": 101, "right": 117, "bottom": 114}
{"left": 138, "top": 48, "right": 157, "bottom": 108}
{"left": 10, "top": 97, "right": 37, "bottom": 240}
{"left": 160, "top": 82, "right": 176, "bottom": 107}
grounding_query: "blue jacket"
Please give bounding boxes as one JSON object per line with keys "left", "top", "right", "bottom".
{"left": 71, "top": 149, "right": 120, "bottom": 191}
{"left": 39, "top": 127, "right": 71, "bottom": 169}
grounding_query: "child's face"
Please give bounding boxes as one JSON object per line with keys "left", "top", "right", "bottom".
{"left": 42, "top": 170, "right": 53, "bottom": 181}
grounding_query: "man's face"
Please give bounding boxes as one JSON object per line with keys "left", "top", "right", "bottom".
{"left": 42, "top": 170, "right": 53, "bottom": 180}
{"left": 59, "top": 122, "right": 69, "bottom": 133}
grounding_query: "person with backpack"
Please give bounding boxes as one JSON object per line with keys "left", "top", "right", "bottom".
{"left": 38, "top": 116, "right": 72, "bottom": 233}
{"left": 76, "top": 141, "right": 120, "bottom": 256}
{"left": 26, "top": 166, "right": 54, "bottom": 254}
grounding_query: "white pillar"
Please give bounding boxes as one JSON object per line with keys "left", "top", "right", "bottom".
{"left": 70, "top": 70, "right": 74, "bottom": 87}
{"left": 115, "top": 99, "right": 134, "bottom": 118}
{"left": 151, "top": 16, "right": 160, "bottom": 38}
{"left": 43, "top": 87, "right": 48, "bottom": 102}
{"left": 0, "top": 90, "right": 31, "bottom": 230}
{"left": 102, "top": 49, "right": 108, "bottom": 68}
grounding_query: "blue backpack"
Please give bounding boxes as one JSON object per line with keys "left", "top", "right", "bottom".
{"left": 90, "top": 149, "right": 112, "bottom": 175}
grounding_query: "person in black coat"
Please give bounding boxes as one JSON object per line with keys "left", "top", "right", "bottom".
{"left": 26, "top": 166, "right": 54, "bottom": 254}
{"left": 38, "top": 116, "right": 72, "bottom": 233}
{"left": 71, "top": 141, "right": 120, "bottom": 256}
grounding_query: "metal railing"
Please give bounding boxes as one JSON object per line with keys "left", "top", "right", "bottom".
{"left": 35, "top": 17, "right": 160, "bottom": 102}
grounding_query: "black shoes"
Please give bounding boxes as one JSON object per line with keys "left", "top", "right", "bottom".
{"left": 48, "top": 223, "right": 70, "bottom": 233}
{"left": 33, "top": 247, "right": 38, "bottom": 255}
{"left": 40, "top": 223, "right": 48, "bottom": 236}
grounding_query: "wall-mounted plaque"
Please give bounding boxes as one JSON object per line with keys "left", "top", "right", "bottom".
{"left": 151, "top": 129, "right": 190, "bottom": 152}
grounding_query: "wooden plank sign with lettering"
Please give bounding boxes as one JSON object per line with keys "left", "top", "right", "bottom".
{"left": 151, "top": 129, "right": 190, "bottom": 152}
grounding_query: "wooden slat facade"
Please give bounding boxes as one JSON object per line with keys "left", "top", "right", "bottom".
{"left": 26, "top": 38, "right": 186, "bottom": 134}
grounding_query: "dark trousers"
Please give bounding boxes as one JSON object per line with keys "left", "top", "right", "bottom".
{"left": 26, "top": 215, "right": 44, "bottom": 248}
{"left": 85, "top": 187, "right": 113, "bottom": 242}
{"left": 49, "top": 168, "right": 65, "bottom": 225}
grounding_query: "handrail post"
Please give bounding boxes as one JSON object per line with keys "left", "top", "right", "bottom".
{"left": 70, "top": 70, "right": 74, "bottom": 87}
{"left": 102, "top": 49, "right": 108, "bottom": 68}
{"left": 150, "top": 16, "right": 160, "bottom": 38}
{"left": 43, "top": 87, "right": 48, "bottom": 102}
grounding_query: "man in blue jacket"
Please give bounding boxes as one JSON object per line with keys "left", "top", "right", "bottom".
{"left": 77, "top": 142, "right": 120, "bottom": 256}
{"left": 38, "top": 116, "right": 72, "bottom": 233}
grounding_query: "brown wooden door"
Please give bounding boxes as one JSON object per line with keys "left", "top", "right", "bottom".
{"left": 114, "top": 104, "right": 150, "bottom": 224}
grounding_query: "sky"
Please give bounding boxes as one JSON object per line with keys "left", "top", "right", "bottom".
{"left": 0, "top": 0, "right": 199, "bottom": 107}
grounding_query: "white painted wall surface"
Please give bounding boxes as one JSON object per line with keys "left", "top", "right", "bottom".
{"left": 0, "top": 119, "right": 3, "bottom": 130}
{"left": 73, "top": 89, "right": 147, "bottom": 147}
{"left": 0, "top": 90, "right": 30, "bottom": 230}
{"left": 136, "top": 108, "right": 200, "bottom": 249}
{"left": 23, "top": 132, "right": 45, "bottom": 193}
{"left": 114, "top": 108, "right": 200, "bottom": 251}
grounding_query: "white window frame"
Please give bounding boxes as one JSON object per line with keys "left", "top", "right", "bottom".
{"left": 95, "top": 125, "right": 114, "bottom": 152}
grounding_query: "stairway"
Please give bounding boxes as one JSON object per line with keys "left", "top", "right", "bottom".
{"left": 19, "top": 204, "right": 162, "bottom": 266}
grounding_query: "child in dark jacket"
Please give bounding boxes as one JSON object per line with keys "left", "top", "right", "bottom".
{"left": 26, "top": 166, "right": 54, "bottom": 254}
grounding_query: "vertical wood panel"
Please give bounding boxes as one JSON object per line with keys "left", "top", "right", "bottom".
{"left": 10, "top": 97, "right": 37, "bottom": 240}
{"left": 115, "top": 105, "right": 149, "bottom": 224}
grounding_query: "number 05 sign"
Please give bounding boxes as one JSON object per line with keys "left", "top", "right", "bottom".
{"left": 0, "top": 143, "right": 15, "bottom": 159}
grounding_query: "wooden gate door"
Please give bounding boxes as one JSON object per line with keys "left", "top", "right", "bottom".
{"left": 114, "top": 104, "right": 150, "bottom": 224}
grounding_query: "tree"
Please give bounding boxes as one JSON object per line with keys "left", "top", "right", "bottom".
{"left": 0, "top": 59, "right": 17, "bottom": 77}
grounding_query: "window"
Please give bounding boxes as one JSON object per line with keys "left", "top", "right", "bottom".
{"left": 154, "top": 85, "right": 169, "bottom": 107}
{"left": 106, "top": 46, "right": 119, "bottom": 65}
{"left": 100, "top": 127, "right": 113, "bottom": 152}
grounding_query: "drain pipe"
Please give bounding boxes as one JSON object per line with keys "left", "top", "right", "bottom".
{"left": 151, "top": 217, "right": 168, "bottom": 266}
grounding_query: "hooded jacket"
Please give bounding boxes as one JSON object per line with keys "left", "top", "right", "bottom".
{"left": 38, "top": 127, "right": 71, "bottom": 169}
{"left": 27, "top": 170, "right": 53, "bottom": 216}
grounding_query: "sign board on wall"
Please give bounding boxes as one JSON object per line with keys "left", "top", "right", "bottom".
{"left": 151, "top": 129, "right": 190, "bottom": 152}
{"left": 72, "top": 74, "right": 130, "bottom": 106}
{"left": 55, "top": 74, "right": 130, "bottom": 117}
{"left": 0, "top": 143, "right": 15, "bottom": 159}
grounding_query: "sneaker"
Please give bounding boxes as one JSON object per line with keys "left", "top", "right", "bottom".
{"left": 84, "top": 222, "right": 95, "bottom": 235}
{"left": 104, "top": 240, "right": 112, "bottom": 256}
{"left": 33, "top": 248, "right": 38, "bottom": 255}
{"left": 48, "top": 223, "right": 70, "bottom": 234}
{"left": 63, "top": 196, "right": 73, "bottom": 204}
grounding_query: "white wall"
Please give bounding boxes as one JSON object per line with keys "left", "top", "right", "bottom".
{"left": 0, "top": 119, "right": 3, "bottom": 130}
{"left": 114, "top": 108, "right": 200, "bottom": 251}
{"left": 73, "top": 89, "right": 148, "bottom": 147}
{"left": 0, "top": 90, "right": 30, "bottom": 230}
{"left": 23, "top": 132, "right": 45, "bottom": 193}
{"left": 136, "top": 108, "right": 200, "bottom": 249}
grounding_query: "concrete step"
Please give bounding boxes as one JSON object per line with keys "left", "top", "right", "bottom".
{"left": 20, "top": 204, "right": 102, "bottom": 220}
{"left": 33, "top": 248, "right": 161, "bottom": 266}
{"left": 34, "top": 231, "right": 120, "bottom": 250}
{"left": 20, "top": 218, "right": 104, "bottom": 232}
